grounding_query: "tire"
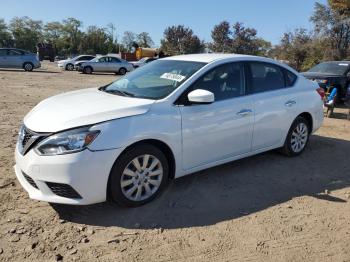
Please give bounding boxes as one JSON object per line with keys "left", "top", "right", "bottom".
{"left": 65, "top": 63, "right": 74, "bottom": 71}
{"left": 108, "top": 144, "right": 169, "bottom": 207}
{"left": 23, "top": 62, "right": 34, "bottom": 72}
{"left": 280, "top": 116, "right": 310, "bottom": 157}
{"left": 118, "top": 67, "right": 127, "bottom": 75}
{"left": 83, "top": 66, "right": 93, "bottom": 74}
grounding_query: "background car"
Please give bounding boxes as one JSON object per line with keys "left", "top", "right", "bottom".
{"left": 130, "top": 57, "right": 158, "bottom": 68}
{"left": 0, "top": 48, "right": 41, "bottom": 71}
{"left": 57, "top": 55, "right": 95, "bottom": 71}
{"left": 78, "top": 56, "right": 133, "bottom": 75}
{"left": 302, "top": 61, "right": 350, "bottom": 101}
{"left": 73, "top": 56, "right": 95, "bottom": 70}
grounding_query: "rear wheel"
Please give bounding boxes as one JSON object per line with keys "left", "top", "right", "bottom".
{"left": 108, "top": 144, "right": 169, "bottom": 207}
{"left": 119, "top": 67, "right": 127, "bottom": 75}
{"left": 23, "top": 62, "right": 34, "bottom": 72}
{"left": 280, "top": 116, "right": 310, "bottom": 157}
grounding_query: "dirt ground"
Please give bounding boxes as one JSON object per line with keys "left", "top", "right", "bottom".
{"left": 0, "top": 62, "right": 350, "bottom": 262}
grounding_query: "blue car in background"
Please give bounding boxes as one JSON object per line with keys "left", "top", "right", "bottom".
{"left": 0, "top": 48, "right": 41, "bottom": 71}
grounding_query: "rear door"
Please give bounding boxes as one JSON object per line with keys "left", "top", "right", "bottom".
{"left": 180, "top": 62, "right": 254, "bottom": 170}
{"left": 95, "top": 57, "right": 109, "bottom": 71}
{"left": 7, "top": 49, "right": 24, "bottom": 68}
{"left": 247, "top": 62, "right": 298, "bottom": 151}
{"left": 108, "top": 57, "right": 121, "bottom": 72}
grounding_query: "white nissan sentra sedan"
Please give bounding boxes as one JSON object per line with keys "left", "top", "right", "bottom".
{"left": 14, "top": 54, "right": 324, "bottom": 207}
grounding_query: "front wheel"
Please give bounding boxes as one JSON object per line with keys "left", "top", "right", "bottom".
{"left": 108, "top": 144, "right": 169, "bottom": 207}
{"left": 280, "top": 116, "right": 310, "bottom": 157}
{"left": 65, "top": 63, "right": 74, "bottom": 71}
{"left": 83, "top": 66, "right": 93, "bottom": 74}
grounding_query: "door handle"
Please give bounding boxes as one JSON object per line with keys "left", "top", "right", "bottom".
{"left": 236, "top": 109, "right": 253, "bottom": 117}
{"left": 285, "top": 100, "right": 296, "bottom": 107}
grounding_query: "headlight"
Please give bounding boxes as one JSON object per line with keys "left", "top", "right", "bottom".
{"left": 35, "top": 126, "right": 100, "bottom": 156}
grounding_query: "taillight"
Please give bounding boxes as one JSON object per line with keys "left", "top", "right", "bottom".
{"left": 316, "top": 87, "right": 325, "bottom": 99}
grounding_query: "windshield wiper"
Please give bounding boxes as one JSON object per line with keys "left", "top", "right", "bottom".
{"left": 104, "top": 89, "right": 135, "bottom": 97}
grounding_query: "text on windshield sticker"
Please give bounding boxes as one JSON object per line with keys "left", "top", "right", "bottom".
{"left": 160, "top": 73, "right": 186, "bottom": 82}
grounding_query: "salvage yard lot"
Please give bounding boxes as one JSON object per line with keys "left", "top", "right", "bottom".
{"left": 0, "top": 62, "right": 350, "bottom": 261}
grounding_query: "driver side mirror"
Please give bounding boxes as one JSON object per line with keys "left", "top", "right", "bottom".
{"left": 187, "top": 89, "right": 214, "bottom": 104}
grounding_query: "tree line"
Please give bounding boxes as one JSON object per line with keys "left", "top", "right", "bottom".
{"left": 0, "top": 0, "right": 349, "bottom": 71}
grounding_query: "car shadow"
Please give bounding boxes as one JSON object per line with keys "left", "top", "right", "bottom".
{"left": 51, "top": 135, "right": 350, "bottom": 229}
{"left": 78, "top": 72, "right": 122, "bottom": 76}
{"left": 0, "top": 69, "right": 61, "bottom": 74}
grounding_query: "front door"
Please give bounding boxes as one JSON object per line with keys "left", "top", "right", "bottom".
{"left": 180, "top": 62, "right": 254, "bottom": 170}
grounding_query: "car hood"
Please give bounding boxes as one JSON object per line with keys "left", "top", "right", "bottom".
{"left": 24, "top": 87, "right": 155, "bottom": 132}
{"left": 302, "top": 72, "right": 343, "bottom": 78}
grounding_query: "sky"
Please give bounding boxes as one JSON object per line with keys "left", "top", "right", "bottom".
{"left": 0, "top": 0, "right": 328, "bottom": 47}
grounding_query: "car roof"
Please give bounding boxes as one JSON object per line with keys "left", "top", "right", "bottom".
{"left": 161, "top": 53, "right": 299, "bottom": 74}
{"left": 162, "top": 53, "right": 255, "bottom": 63}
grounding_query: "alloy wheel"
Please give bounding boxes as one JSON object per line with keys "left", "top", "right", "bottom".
{"left": 120, "top": 154, "right": 163, "bottom": 201}
{"left": 290, "top": 122, "right": 308, "bottom": 153}
{"left": 24, "top": 63, "right": 33, "bottom": 71}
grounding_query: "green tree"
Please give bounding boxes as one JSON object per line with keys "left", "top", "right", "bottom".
{"left": 61, "top": 18, "right": 83, "bottom": 55}
{"left": 122, "top": 31, "right": 137, "bottom": 51}
{"left": 137, "top": 32, "right": 154, "bottom": 48}
{"left": 9, "top": 16, "right": 43, "bottom": 51}
{"left": 0, "top": 19, "right": 13, "bottom": 47}
{"left": 79, "top": 26, "right": 110, "bottom": 55}
{"left": 160, "top": 25, "right": 204, "bottom": 55}
{"left": 208, "top": 21, "right": 232, "bottom": 52}
{"left": 209, "top": 21, "right": 271, "bottom": 55}
{"left": 311, "top": 1, "right": 350, "bottom": 59}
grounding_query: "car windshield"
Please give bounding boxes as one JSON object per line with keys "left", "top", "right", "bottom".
{"left": 308, "top": 62, "right": 350, "bottom": 75}
{"left": 102, "top": 60, "right": 206, "bottom": 99}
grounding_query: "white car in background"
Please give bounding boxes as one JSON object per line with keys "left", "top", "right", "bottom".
{"left": 78, "top": 56, "right": 134, "bottom": 75}
{"left": 130, "top": 57, "right": 158, "bottom": 68}
{"left": 57, "top": 55, "right": 95, "bottom": 71}
{"left": 14, "top": 54, "right": 323, "bottom": 207}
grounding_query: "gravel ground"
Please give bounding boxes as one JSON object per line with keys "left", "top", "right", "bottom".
{"left": 0, "top": 62, "right": 350, "bottom": 262}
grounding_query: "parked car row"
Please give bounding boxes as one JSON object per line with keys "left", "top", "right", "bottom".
{"left": 57, "top": 55, "right": 157, "bottom": 75}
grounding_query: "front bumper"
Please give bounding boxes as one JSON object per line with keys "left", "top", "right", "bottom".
{"left": 14, "top": 144, "right": 123, "bottom": 205}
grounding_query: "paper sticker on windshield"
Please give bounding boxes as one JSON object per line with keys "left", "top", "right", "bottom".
{"left": 339, "top": 63, "right": 349, "bottom": 66}
{"left": 160, "top": 72, "right": 186, "bottom": 82}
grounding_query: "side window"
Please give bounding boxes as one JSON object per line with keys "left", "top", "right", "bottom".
{"left": 284, "top": 69, "right": 297, "bottom": 87}
{"left": 0, "top": 49, "right": 7, "bottom": 56}
{"left": 249, "top": 62, "right": 285, "bottom": 93}
{"left": 99, "top": 57, "right": 107, "bottom": 62}
{"left": 191, "top": 62, "right": 245, "bottom": 101}
{"left": 8, "top": 49, "right": 22, "bottom": 56}
{"left": 77, "top": 56, "right": 89, "bottom": 61}
{"left": 110, "top": 57, "right": 120, "bottom": 63}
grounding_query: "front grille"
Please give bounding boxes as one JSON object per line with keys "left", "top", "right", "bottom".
{"left": 21, "top": 130, "right": 34, "bottom": 149}
{"left": 18, "top": 126, "right": 49, "bottom": 155}
{"left": 46, "top": 182, "right": 82, "bottom": 199}
{"left": 22, "top": 172, "right": 38, "bottom": 189}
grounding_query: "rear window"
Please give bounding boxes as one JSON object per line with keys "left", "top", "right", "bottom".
{"left": 249, "top": 62, "right": 285, "bottom": 93}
